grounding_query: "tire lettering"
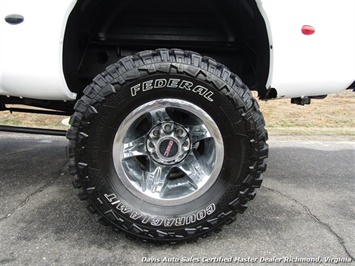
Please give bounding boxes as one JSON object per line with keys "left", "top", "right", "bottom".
{"left": 151, "top": 218, "right": 163, "bottom": 227}
{"left": 110, "top": 200, "right": 121, "bottom": 205}
{"left": 179, "top": 80, "right": 193, "bottom": 91}
{"left": 186, "top": 214, "right": 196, "bottom": 225}
{"left": 206, "top": 203, "right": 216, "bottom": 215}
{"left": 203, "top": 91, "right": 214, "bottom": 102}
{"left": 130, "top": 79, "right": 214, "bottom": 102}
{"left": 175, "top": 217, "right": 186, "bottom": 227}
{"left": 192, "top": 85, "right": 207, "bottom": 95}
{"left": 130, "top": 212, "right": 142, "bottom": 220}
{"left": 142, "top": 80, "right": 153, "bottom": 92}
{"left": 119, "top": 205, "right": 132, "bottom": 214}
{"left": 115, "top": 202, "right": 122, "bottom": 211}
{"left": 130, "top": 84, "right": 141, "bottom": 97}
{"left": 163, "top": 218, "right": 175, "bottom": 227}
{"left": 142, "top": 216, "right": 150, "bottom": 224}
{"left": 197, "top": 210, "right": 206, "bottom": 221}
{"left": 154, "top": 79, "right": 167, "bottom": 88}
{"left": 167, "top": 78, "right": 180, "bottom": 88}
{"left": 193, "top": 85, "right": 214, "bottom": 102}
{"left": 104, "top": 193, "right": 117, "bottom": 202}
{"left": 104, "top": 193, "right": 216, "bottom": 227}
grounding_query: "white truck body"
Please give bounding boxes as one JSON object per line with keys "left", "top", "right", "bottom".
{"left": 259, "top": 0, "right": 355, "bottom": 98}
{"left": 0, "top": 0, "right": 354, "bottom": 100}
{"left": 0, "top": 0, "right": 76, "bottom": 100}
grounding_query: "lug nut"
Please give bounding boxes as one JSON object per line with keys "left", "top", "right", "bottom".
{"left": 164, "top": 124, "right": 172, "bottom": 132}
{"left": 152, "top": 130, "right": 159, "bottom": 137}
{"left": 148, "top": 141, "right": 155, "bottom": 148}
{"left": 177, "top": 129, "right": 184, "bottom": 137}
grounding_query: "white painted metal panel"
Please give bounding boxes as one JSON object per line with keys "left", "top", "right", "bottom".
{"left": 0, "top": 0, "right": 77, "bottom": 100}
{"left": 258, "top": 0, "right": 355, "bottom": 98}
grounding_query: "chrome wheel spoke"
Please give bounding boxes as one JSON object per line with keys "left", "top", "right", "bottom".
{"left": 189, "top": 124, "right": 212, "bottom": 143}
{"left": 160, "top": 178, "right": 198, "bottom": 199}
{"left": 144, "top": 161, "right": 171, "bottom": 194}
{"left": 177, "top": 153, "right": 206, "bottom": 188}
{"left": 149, "top": 108, "right": 173, "bottom": 126}
{"left": 122, "top": 135, "right": 147, "bottom": 159}
{"left": 122, "top": 160, "right": 144, "bottom": 185}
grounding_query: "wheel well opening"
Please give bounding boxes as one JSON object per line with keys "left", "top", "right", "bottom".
{"left": 63, "top": 0, "right": 270, "bottom": 99}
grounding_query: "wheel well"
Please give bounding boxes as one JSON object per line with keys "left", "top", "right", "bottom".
{"left": 63, "top": 0, "right": 270, "bottom": 99}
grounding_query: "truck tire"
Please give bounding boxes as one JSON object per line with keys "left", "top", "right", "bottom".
{"left": 67, "top": 49, "right": 268, "bottom": 244}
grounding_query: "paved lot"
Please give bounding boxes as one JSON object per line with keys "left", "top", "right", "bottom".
{"left": 0, "top": 132, "right": 354, "bottom": 265}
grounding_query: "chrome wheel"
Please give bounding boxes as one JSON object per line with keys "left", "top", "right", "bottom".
{"left": 113, "top": 99, "right": 224, "bottom": 206}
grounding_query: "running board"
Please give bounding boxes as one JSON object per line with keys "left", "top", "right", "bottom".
{"left": 0, "top": 125, "right": 67, "bottom": 136}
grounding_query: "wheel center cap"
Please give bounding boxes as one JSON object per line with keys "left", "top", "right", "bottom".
{"left": 159, "top": 139, "right": 178, "bottom": 158}
{"left": 147, "top": 122, "right": 191, "bottom": 165}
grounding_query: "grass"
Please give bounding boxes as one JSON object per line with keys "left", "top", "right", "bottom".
{"left": 257, "top": 90, "right": 355, "bottom": 136}
{"left": 0, "top": 91, "right": 354, "bottom": 137}
{"left": 0, "top": 108, "right": 68, "bottom": 130}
